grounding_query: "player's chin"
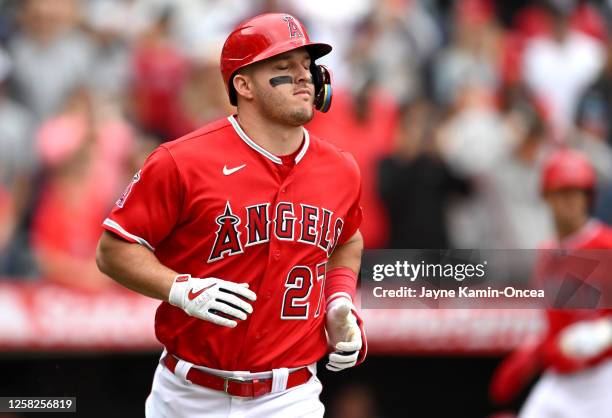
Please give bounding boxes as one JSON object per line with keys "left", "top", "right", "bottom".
{"left": 287, "top": 106, "right": 314, "bottom": 126}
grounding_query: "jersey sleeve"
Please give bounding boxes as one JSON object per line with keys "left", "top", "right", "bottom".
{"left": 338, "top": 151, "right": 363, "bottom": 245}
{"left": 102, "top": 146, "right": 183, "bottom": 251}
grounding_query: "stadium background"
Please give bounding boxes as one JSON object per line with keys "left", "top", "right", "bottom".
{"left": 0, "top": 0, "right": 611, "bottom": 416}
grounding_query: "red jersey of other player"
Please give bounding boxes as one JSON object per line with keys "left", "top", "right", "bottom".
{"left": 97, "top": 13, "right": 366, "bottom": 417}
{"left": 536, "top": 149, "right": 612, "bottom": 373}
{"left": 490, "top": 149, "right": 612, "bottom": 408}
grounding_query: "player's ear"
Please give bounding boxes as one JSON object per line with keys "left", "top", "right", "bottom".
{"left": 233, "top": 71, "right": 255, "bottom": 103}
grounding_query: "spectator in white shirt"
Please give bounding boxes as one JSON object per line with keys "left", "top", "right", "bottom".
{"left": 522, "top": 1, "right": 604, "bottom": 140}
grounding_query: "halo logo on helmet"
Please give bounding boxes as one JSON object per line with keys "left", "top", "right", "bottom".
{"left": 220, "top": 13, "right": 333, "bottom": 112}
{"left": 283, "top": 16, "right": 304, "bottom": 38}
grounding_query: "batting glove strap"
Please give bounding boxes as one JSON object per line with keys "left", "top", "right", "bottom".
{"left": 353, "top": 307, "right": 368, "bottom": 366}
{"left": 168, "top": 274, "right": 257, "bottom": 328}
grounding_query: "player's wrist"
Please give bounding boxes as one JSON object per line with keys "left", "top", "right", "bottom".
{"left": 168, "top": 274, "right": 192, "bottom": 307}
{"left": 326, "top": 295, "right": 355, "bottom": 313}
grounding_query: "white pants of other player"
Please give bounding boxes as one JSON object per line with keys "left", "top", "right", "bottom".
{"left": 145, "top": 350, "right": 324, "bottom": 418}
{"left": 520, "top": 358, "right": 612, "bottom": 418}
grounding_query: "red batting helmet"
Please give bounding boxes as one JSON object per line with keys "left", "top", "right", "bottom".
{"left": 541, "top": 148, "right": 596, "bottom": 193}
{"left": 220, "top": 13, "right": 333, "bottom": 112}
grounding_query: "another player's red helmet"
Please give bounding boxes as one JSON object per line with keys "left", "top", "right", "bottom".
{"left": 541, "top": 148, "right": 596, "bottom": 193}
{"left": 220, "top": 13, "right": 333, "bottom": 111}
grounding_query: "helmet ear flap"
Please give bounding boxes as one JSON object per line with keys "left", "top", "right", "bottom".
{"left": 311, "top": 64, "right": 332, "bottom": 113}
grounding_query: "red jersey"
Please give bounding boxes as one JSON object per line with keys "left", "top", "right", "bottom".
{"left": 103, "top": 115, "right": 362, "bottom": 371}
{"left": 537, "top": 220, "right": 612, "bottom": 372}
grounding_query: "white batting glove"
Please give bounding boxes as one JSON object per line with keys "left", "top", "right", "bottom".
{"left": 559, "top": 317, "right": 612, "bottom": 360}
{"left": 325, "top": 298, "right": 362, "bottom": 371}
{"left": 168, "top": 274, "right": 257, "bottom": 328}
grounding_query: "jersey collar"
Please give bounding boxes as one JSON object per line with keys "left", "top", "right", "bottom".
{"left": 558, "top": 219, "right": 601, "bottom": 249}
{"left": 228, "top": 115, "right": 310, "bottom": 165}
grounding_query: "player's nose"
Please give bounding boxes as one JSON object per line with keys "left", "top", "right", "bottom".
{"left": 294, "top": 65, "right": 310, "bottom": 85}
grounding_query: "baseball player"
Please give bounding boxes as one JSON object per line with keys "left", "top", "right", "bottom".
{"left": 96, "top": 13, "right": 366, "bottom": 418}
{"left": 490, "top": 149, "right": 612, "bottom": 418}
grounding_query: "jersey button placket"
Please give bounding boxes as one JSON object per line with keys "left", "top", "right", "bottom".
{"left": 279, "top": 175, "right": 292, "bottom": 194}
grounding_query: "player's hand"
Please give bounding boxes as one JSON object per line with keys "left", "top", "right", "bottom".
{"left": 168, "top": 274, "right": 257, "bottom": 328}
{"left": 325, "top": 298, "right": 362, "bottom": 371}
{"left": 559, "top": 317, "right": 612, "bottom": 360}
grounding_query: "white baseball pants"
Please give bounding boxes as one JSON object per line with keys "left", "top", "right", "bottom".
{"left": 519, "top": 358, "right": 612, "bottom": 418}
{"left": 145, "top": 352, "right": 324, "bottom": 418}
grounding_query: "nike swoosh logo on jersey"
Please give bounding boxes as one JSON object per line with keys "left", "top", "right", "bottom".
{"left": 223, "top": 164, "right": 247, "bottom": 176}
{"left": 188, "top": 283, "right": 216, "bottom": 300}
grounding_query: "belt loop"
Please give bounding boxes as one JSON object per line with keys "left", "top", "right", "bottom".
{"left": 271, "top": 368, "right": 289, "bottom": 393}
{"left": 174, "top": 358, "right": 194, "bottom": 385}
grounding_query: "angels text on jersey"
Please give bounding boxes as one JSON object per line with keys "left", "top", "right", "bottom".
{"left": 208, "top": 201, "right": 344, "bottom": 263}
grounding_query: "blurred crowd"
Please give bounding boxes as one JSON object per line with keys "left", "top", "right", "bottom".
{"left": 1, "top": 0, "right": 612, "bottom": 294}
